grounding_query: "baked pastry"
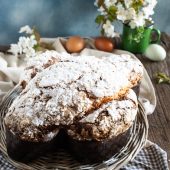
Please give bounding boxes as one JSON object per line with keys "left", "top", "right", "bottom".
{"left": 4, "top": 51, "right": 143, "bottom": 163}
{"left": 19, "top": 51, "right": 143, "bottom": 91}
{"left": 67, "top": 89, "right": 137, "bottom": 163}
{"left": 5, "top": 128, "right": 64, "bottom": 162}
{"left": 19, "top": 50, "right": 141, "bottom": 97}
{"left": 19, "top": 51, "right": 70, "bottom": 89}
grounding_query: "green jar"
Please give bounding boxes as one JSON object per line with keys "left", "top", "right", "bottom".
{"left": 122, "top": 24, "right": 161, "bottom": 54}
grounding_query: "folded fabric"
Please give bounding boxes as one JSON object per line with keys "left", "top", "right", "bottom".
{"left": 121, "top": 141, "right": 169, "bottom": 170}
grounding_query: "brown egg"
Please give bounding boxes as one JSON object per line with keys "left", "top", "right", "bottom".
{"left": 94, "top": 37, "right": 114, "bottom": 52}
{"left": 66, "top": 36, "right": 85, "bottom": 53}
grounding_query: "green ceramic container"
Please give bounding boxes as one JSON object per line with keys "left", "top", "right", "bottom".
{"left": 122, "top": 24, "right": 161, "bottom": 54}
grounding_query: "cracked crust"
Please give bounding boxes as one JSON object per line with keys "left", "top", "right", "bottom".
{"left": 19, "top": 51, "right": 70, "bottom": 89}
{"left": 67, "top": 89, "right": 138, "bottom": 141}
{"left": 5, "top": 51, "right": 143, "bottom": 142}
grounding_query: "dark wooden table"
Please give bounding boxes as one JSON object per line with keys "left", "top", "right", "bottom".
{"left": 137, "top": 32, "right": 170, "bottom": 167}
{"left": 0, "top": 33, "right": 170, "bottom": 167}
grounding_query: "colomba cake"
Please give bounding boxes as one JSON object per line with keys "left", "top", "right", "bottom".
{"left": 4, "top": 51, "right": 143, "bottom": 162}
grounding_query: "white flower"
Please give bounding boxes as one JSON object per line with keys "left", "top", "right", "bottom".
{"left": 29, "top": 35, "right": 37, "bottom": 47}
{"left": 9, "top": 34, "right": 37, "bottom": 59}
{"left": 117, "top": 4, "right": 136, "bottom": 22}
{"left": 142, "top": 5, "right": 154, "bottom": 19}
{"left": 95, "top": 0, "right": 157, "bottom": 29}
{"left": 19, "top": 25, "right": 33, "bottom": 34}
{"left": 124, "top": 0, "right": 132, "bottom": 8}
{"left": 135, "top": 13, "right": 146, "bottom": 27}
{"left": 104, "top": 0, "right": 117, "bottom": 8}
{"left": 8, "top": 44, "right": 20, "bottom": 56}
{"left": 116, "top": 3, "right": 126, "bottom": 22}
{"left": 126, "top": 8, "right": 136, "bottom": 20}
{"left": 129, "top": 12, "right": 145, "bottom": 29}
{"left": 146, "top": 0, "right": 157, "bottom": 8}
{"left": 23, "top": 47, "right": 36, "bottom": 59}
{"left": 142, "top": 0, "right": 157, "bottom": 21}
{"left": 94, "top": 0, "right": 98, "bottom": 7}
{"left": 103, "top": 20, "right": 116, "bottom": 37}
{"left": 98, "top": 6, "right": 107, "bottom": 15}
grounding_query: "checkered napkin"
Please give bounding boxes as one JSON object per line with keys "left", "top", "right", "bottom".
{"left": 0, "top": 143, "right": 169, "bottom": 170}
{"left": 121, "top": 143, "right": 169, "bottom": 170}
{"left": 0, "top": 154, "right": 17, "bottom": 170}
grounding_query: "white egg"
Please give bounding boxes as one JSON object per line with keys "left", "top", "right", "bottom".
{"left": 145, "top": 44, "right": 166, "bottom": 61}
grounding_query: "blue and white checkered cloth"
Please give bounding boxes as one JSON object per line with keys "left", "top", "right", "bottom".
{"left": 0, "top": 143, "right": 169, "bottom": 170}
{"left": 121, "top": 143, "right": 169, "bottom": 170}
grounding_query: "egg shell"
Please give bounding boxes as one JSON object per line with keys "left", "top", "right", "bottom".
{"left": 65, "top": 36, "right": 85, "bottom": 53}
{"left": 145, "top": 44, "right": 166, "bottom": 61}
{"left": 95, "top": 37, "right": 114, "bottom": 52}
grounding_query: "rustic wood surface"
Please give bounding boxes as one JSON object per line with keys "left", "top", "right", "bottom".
{"left": 0, "top": 33, "right": 170, "bottom": 167}
{"left": 137, "top": 32, "right": 170, "bottom": 167}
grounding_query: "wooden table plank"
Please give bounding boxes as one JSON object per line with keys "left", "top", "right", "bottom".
{"left": 138, "top": 32, "right": 170, "bottom": 167}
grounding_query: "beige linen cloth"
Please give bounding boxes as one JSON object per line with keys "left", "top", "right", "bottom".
{"left": 0, "top": 37, "right": 156, "bottom": 115}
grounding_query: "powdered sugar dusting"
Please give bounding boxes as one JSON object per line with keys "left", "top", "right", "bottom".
{"left": 69, "top": 89, "right": 138, "bottom": 140}
{"left": 5, "top": 51, "right": 143, "bottom": 142}
{"left": 80, "top": 89, "right": 137, "bottom": 123}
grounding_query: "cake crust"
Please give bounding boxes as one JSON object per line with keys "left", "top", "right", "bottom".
{"left": 67, "top": 89, "right": 137, "bottom": 141}
{"left": 5, "top": 51, "right": 142, "bottom": 142}
{"left": 68, "top": 128, "right": 131, "bottom": 163}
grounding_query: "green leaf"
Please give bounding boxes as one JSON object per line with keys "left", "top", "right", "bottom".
{"left": 101, "top": 28, "right": 105, "bottom": 35}
{"left": 108, "top": 15, "right": 115, "bottom": 22}
{"left": 108, "top": 6, "right": 117, "bottom": 17}
{"left": 95, "top": 15, "right": 105, "bottom": 24}
{"left": 34, "top": 44, "right": 41, "bottom": 51}
{"left": 155, "top": 72, "right": 170, "bottom": 84}
{"left": 131, "top": 0, "right": 144, "bottom": 12}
